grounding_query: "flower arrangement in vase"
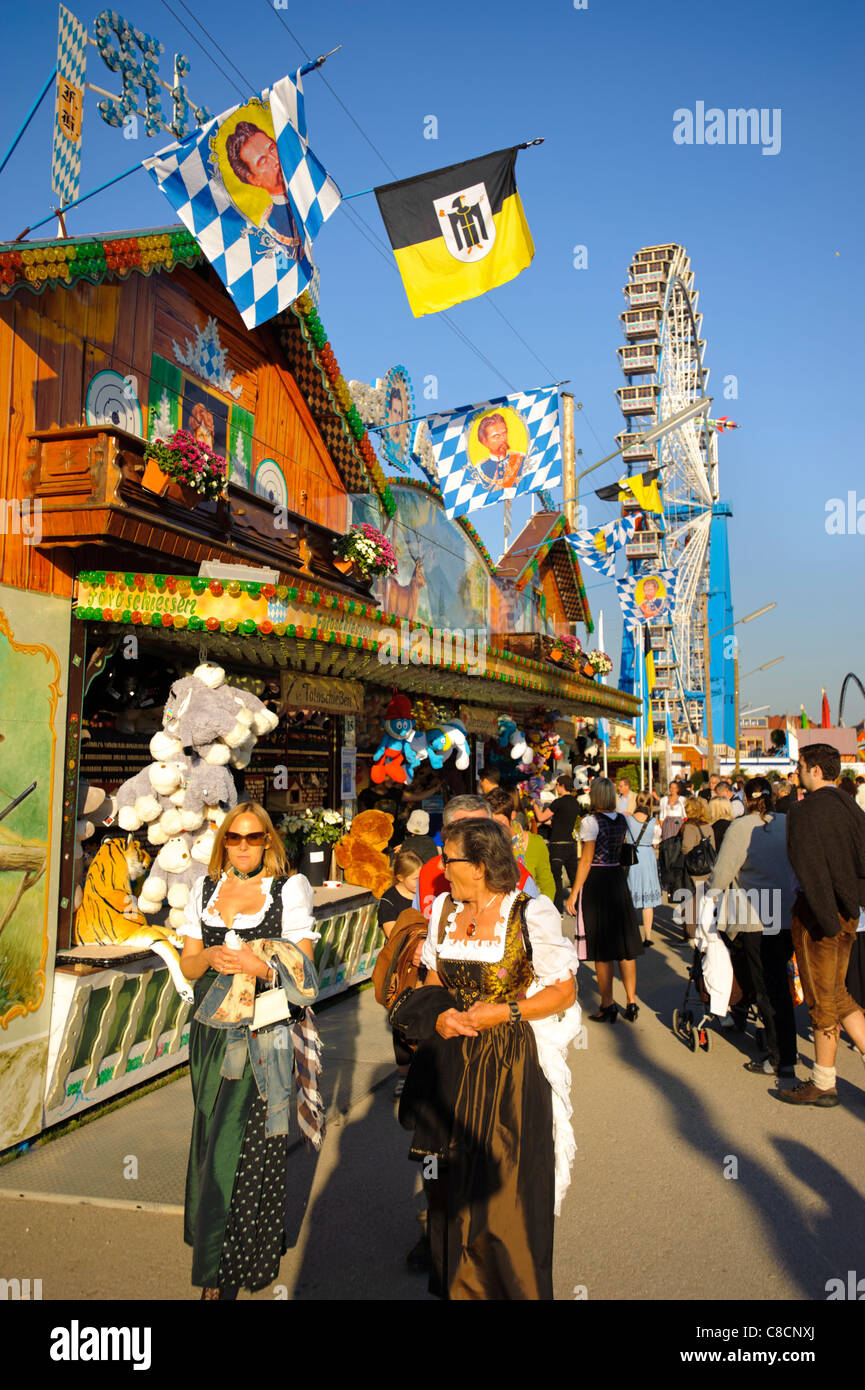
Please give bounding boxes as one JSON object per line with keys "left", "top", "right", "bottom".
{"left": 279, "top": 808, "right": 345, "bottom": 887}
{"left": 142, "top": 429, "right": 228, "bottom": 506}
{"left": 333, "top": 523, "right": 398, "bottom": 580}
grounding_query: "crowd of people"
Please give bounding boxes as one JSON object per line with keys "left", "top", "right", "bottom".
{"left": 175, "top": 744, "right": 865, "bottom": 1303}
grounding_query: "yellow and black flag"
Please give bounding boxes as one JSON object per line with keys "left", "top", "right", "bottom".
{"left": 374, "top": 147, "right": 534, "bottom": 317}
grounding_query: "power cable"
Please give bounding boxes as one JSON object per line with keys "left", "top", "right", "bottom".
{"left": 164, "top": 0, "right": 259, "bottom": 99}
{"left": 156, "top": 0, "right": 248, "bottom": 102}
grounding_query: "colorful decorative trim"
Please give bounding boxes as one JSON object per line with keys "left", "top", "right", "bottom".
{"left": 73, "top": 570, "right": 639, "bottom": 712}
{"left": 0, "top": 229, "right": 201, "bottom": 297}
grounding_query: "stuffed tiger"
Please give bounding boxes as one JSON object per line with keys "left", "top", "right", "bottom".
{"left": 74, "top": 835, "right": 193, "bottom": 1003}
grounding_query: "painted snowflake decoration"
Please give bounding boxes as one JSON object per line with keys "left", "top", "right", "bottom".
{"left": 172, "top": 316, "right": 242, "bottom": 399}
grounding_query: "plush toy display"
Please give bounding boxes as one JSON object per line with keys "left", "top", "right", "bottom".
{"left": 371, "top": 693, "right": 420, "bottom": 784}
{"left": 73, "top": 835, "right": 193, "bottom": 1003}
{"left": 112, "top": 660, "right": 275, "bottom": 926}
{"left": 334, "top": 810, "right": 394, "bottom": 896}
{"left": 497, "top": 717, "right": 530, "bottom": 764}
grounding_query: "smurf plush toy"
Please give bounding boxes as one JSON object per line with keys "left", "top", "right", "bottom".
{"left": 371, "top": 693, "right": 421, "bottom": 784}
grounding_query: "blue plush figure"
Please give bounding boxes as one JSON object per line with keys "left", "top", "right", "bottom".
{"left": 371, "top": 693, "right": 420, "bottom": 784}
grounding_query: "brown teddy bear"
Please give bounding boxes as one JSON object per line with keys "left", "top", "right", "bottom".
{"left": 334, "top": 810, "right": 393, "bottom": 897}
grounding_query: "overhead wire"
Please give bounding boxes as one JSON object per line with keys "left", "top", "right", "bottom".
{"left": 156, "top": 0, "right": 249, "bottom": 102}
{"left": 161, "top": 0, "right": 260, "bottom": 100}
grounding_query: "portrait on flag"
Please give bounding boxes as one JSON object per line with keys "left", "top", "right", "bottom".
{"left": 211, "top": 99, "right": 302, "bottom": 256}
{"left": 467, "top": 405, "right": 528, "bottom": 491}
{"left": 144, "top": 72, "right": 340, "bottom": 329}
{"left": 617, "top": 568, "right": 679, "bottom": 627}
{"left": 381, "top": 367, "right": 413, "bottom": 471}
{"left": 425, "top": 385, "right": 561, "bottom": 519}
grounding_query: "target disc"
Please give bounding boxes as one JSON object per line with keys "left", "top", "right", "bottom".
{"left": 253, "top": 458, "right": 288, "bottom": 507}
{"left": 85, "top": 370, "right": 143, "bottom": 436}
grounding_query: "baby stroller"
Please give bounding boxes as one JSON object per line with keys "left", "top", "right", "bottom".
{"left": 672, "top": 944, "right": 764, "bottom": 1054}
{"left": 672, "top": 893, "right": 764, "bottom": 1054}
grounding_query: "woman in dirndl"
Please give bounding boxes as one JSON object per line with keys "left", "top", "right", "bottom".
{"left": 179, "top": 802, "right": 319, "bottom": 1300}
{"left": 566, "top": 777, "right": 643, "bottom": 1022}
{"left": 395, "top": 818, "right": 578, "bottom": 1300}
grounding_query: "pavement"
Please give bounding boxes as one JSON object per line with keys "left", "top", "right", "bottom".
{"left": 2, "top": 905, "right": 865, "bottom": 1302}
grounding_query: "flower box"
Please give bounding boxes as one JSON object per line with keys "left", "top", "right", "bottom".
{"left": 141, "top": 456, "right": 201, "bottom": 508}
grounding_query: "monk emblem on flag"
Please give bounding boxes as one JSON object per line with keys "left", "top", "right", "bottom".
{"left": 467, "top": 404, "right": 528, "bottom": 491}
{"left": 433, "top": 182, "right": 497, "bottom": 263}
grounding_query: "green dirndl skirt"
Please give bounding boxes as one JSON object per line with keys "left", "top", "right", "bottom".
{"left": 184, "top": 971, "right": 289, "bottom": 1291}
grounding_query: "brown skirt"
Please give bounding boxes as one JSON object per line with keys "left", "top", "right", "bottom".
{"left": 412, "top": 1022, "right": 555, "bottom": 1300}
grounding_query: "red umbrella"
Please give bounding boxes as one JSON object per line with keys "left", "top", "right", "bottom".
{"left": 821, "top": 688, "right": 831, "bottom": 728}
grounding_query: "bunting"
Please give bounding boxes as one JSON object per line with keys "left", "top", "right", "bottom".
{"left": 565, "top": 515, "right": 638, "bottom": 578}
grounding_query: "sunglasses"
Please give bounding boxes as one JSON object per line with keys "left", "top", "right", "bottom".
{"left": 224, "top": 831, "right": 268, "bottom": 847}
{"left": 441, "top": 854, "right": 471, "bottom": 867}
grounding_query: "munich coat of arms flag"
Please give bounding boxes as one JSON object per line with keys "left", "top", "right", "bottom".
{"left": 143, "top": 72, "right": 340, "bottom": 329}
{"left": 424, "top": 386, "right": 561, "bottom": 519}
{"left": 374, "top": 148, "right": 534, "bottom": 316}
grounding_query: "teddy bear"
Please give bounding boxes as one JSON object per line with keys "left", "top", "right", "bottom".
{"left": 72, "top": 780, "right": 116, "bottom": 911}
{"left": 334, "top": 810, "right": 394, "bottom": 897}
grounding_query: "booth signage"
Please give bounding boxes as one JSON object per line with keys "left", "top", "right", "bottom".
{"left": 282, "top": 674, "right": 364, "bottom": 715}
{"left": 459, "top": 704, "right": 500, "bottom": 737}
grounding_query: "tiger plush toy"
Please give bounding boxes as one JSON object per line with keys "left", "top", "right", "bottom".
{"left": 73, "top": 835, "right": 193, "bottom": 1003}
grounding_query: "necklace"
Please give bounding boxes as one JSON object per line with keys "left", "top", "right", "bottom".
{"left": 465, "top": 892, "right": 501, "bottom": 939}
{"left": 229, "top": 865, "right": 263, "bottom": 881}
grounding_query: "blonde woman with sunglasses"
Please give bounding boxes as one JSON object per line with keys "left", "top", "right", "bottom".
{"left": 180, "top": 802, "right": 319, "bottom": 1300}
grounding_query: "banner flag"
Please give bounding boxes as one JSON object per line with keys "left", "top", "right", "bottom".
{"left": 143, "top": 71, "right": 340, "bottom": 328}
{"left": 375, "top": 147, "right": 534, "bottom": 317}
{"left": 426, "top": 386, "right": 561, "bottom": 519}
{"left": 595, "top": 468, "right": 662, "bottom": 513}
{"left": 52, "top": 5, "right": 88, "bottom": 206}
{"left": 616, "top": 568, "right": 679, "bottom": 627}
{"left": 565, "top": 515, "right": 638, "bottom": 578}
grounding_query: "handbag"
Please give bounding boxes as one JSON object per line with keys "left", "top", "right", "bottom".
{"left": 251, "top": 983, "right": 292, "bottom": 1032}
{"left": 683, "top": 825, "right": 716, "bottom": 878}
{"left": 619, "top": 815, "right": 649, "bottom": 868}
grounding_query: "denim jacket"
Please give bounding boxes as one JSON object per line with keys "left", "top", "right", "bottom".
{"left": 195, "top": 953, "right": 312, "bottom": 1140}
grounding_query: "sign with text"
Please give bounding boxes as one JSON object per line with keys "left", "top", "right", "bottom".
{"left": 282, "top": 673, "right": 364, "bottom": 715}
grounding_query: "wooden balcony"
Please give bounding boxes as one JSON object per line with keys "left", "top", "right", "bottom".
{"left": 616, "top": 384, "right": 660, "bottom": 418}
{"left": 628, "top": 258, "right": 671, "bottom": 282}
{"left": 623, "top": 281, "right": 665, "bottom": 310}
{"left": 615, "top": 431, "right": 658, "bottom": 464}
{"left": 620, "top": 309, "right": 661, "bottom": 340}
{"left": 24, "top": 424, "right": 371, "bottom": 595}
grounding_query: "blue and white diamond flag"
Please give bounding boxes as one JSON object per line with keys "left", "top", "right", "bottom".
{"left": 565, "top": 515, "right": 638, "bottom": 579}
{"left": 425, "top": 385, "right": 561, "bottom": 519}
{"left": 616, "top": 567, "right": 679, "bottom": 627}
{"left": 143, "top": 72, "right": 340, "bottom": 329}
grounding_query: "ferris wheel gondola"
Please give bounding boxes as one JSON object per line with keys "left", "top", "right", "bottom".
{"left": 614, "top": 245, "right": 735, "bottom": 747}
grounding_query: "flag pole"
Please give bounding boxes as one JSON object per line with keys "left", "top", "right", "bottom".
{"left": 638, "top": 624, "right": 645, "bottom": 792}
{"left": 598, "top": 609, "right": 608, "bottom": 778}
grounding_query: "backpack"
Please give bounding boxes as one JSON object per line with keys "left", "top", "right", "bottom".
{"left": 683, "top": 825, "right": 716, "bottom": 878}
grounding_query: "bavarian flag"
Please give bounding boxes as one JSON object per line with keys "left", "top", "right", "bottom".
{"left": 374, "top": 148, "right": 534, "bottom": 317}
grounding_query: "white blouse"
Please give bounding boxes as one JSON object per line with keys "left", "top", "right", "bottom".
{"left": 421, "top": 890, "right": 579, "bottom": 987}
{"left": 181, "top": 872, "right": 320, "bottom": 944}
{"left": 578, "top": 811, "right": 618, "bottom": 842}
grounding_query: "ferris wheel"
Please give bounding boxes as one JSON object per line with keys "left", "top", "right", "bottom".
{"left": 614, "top": 244, "right": 734, "bottom": 746}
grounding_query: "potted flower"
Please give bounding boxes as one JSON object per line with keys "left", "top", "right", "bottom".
{"left": 549, "top": 633, "right": 583, "bottom": 666}
{"left": 332, "top": 523, "right": 398, "bottom": 581}
{"left": 142, "top": 429, "right": 228, "bottom": 507}
{"left": 583, "top": 650, "right": 613, "bottom": 679}
{"left": 279, "top": 807, "right": 345, "bottom": 887}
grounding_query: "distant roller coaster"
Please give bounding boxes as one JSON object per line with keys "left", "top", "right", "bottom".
{"left": 838, "top": 673, "right": 865, "bottom": 727}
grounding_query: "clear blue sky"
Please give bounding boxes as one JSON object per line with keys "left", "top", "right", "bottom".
{"left": 3, "top": 0, "right": 863, "bottom": 725}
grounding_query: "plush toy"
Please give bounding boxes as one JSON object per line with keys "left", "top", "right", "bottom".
{"left": 73, "top": 781, "right": 116, "bottom": 911}
{"left": 441, "top": 718, "right": 470, "bottom": 771}
{"left": 116, "top": 763, "right": 182, "bottom": 831}
{"left": 228, "top": 686, "right": 280, "bottom": 738}
{"left": 411, "top": 727, "right": 450, "bottom": 770}
{"left": 497, "top": 716, "right": 530, "bottom": 764}
{"left": 334, "top": 810, "right": 394, "bottom": 896}
{"left": 371, "top": 693, "right": 420, "bottom": 785}
{"left": 181, "top": 758, "right": 237, "bottom": 818}
{"left": 73, "top": 835, "right": 192, "bottom": 1003}
{"left": 162, "top": 669, "right": 250, "bottom": 751}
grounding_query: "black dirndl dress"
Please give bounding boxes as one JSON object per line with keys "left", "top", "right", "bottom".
{"left": 579, "top": 814, "right": 643, "bottom": 964}
{"left": 184, "top": 876, "right": 292, "bottom": 1293}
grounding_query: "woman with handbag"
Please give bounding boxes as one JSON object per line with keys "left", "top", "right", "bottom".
{"left": 658, "top": 780, "right": 687, "bottom": 895}
{"left": 565, "top": 777, "right": 643, "bottom": 1022}
{"left": 625, "top": 790, "right": 662, "bottom": 946}
{"left": 392, "top": 818, "right": 579, "bottom": 1299}
{"left": 679, "top": 797, "right": 716, "bottom": 943}
{"left": 180, "top": 803, "right": 319, "bottom": 1300}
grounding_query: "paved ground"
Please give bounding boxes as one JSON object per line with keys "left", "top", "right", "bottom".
{"left": 2, "top": 906, "right": 864, "bottom": 1303}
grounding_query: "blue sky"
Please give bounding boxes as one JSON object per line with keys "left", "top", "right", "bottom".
{"left": 3, "top": 0, "right": 863, "bottom": 725}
